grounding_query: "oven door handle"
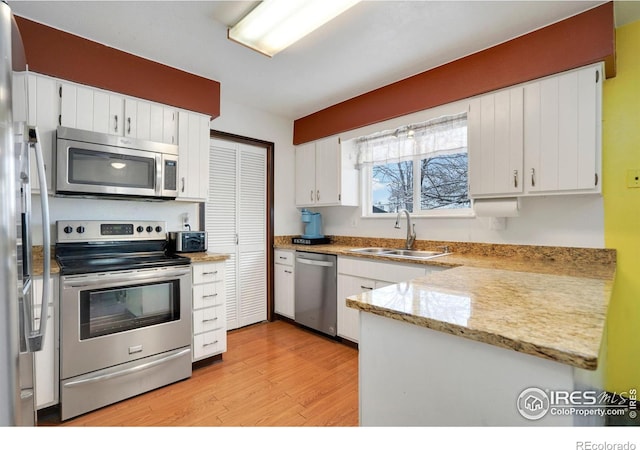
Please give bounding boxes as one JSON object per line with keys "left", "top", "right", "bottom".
{"left": 62, "top": 348, "right": 191, "bottom": 388}
{"left": 63, "top": 267, "right": 191, "bottom": 287}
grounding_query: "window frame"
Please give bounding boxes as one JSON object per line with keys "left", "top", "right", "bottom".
{"left": 359, "top": 110, "right": 474, "bottom": 219}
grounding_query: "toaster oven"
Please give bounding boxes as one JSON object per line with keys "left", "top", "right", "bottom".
{"left": 168, "top": 231, "right": 207, "bottom": 253}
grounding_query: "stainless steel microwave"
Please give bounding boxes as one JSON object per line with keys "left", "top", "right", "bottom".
{"left": 56, "top": 126, "right": 178, "bottom": 199}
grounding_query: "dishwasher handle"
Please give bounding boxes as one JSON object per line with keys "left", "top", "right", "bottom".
{"left": 296, "top": 257, "right": 335, "bottom": 268}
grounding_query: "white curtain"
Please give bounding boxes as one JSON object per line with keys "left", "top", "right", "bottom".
{"left": 356, "top": 112, "right": 467, "bottom": 166}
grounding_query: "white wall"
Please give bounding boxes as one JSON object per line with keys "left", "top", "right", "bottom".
{"left": 211, "top": 97, "right": 300, "bottom": 236}
{"left": 314, "top": 194, "right": 604, "bottom": 248}
{"left": 30, "top": 195, "right": 199, "bottom": 246}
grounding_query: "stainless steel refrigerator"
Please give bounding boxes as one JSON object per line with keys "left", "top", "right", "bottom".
{"left": 0, "top": 1, "right": 51, "bottom": 426}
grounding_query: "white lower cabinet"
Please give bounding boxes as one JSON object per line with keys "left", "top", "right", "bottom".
{"left": 274, "top": 250, "right": 295, "bottom": 319}
{"left": 191, "top": 262, "right": 227, "bottom": 361}
{"left": 337, "top": 257, "right": 447, "bottom": 343}
{"left": 33, "top": 276, "right": 58, "bottom": 410}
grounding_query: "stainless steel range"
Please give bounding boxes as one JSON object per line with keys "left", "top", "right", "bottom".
{"left": 55, "top": 220, "right": 192, "bottom": 421}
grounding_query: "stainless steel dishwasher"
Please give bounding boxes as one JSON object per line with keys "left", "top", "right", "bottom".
{"left": 295, "top": 252, "right": 337, "bottom": 336}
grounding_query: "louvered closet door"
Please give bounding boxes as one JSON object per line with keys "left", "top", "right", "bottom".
{"left": 238, "top": 145, "right": 267, "bottom": 327}
{"left": 207, "top": 139, "right": 266, "bottom": 330}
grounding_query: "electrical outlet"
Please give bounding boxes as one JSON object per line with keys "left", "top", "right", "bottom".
{"left": 626, "top": 169, "right": 640, "bottom": 188}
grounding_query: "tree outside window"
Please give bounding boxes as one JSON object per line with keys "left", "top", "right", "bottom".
{"left": 360, "top": 113, "right": 470, "bottom": 216}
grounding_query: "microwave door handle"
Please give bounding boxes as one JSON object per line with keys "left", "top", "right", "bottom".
{"left": 27, "top": 126, "right": 50, "bottom": 352}
{"left": 156, "top": 154, "right": 163, "bottom": 197}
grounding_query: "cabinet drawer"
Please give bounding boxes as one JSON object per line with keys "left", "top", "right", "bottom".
{"left": 274, "top": 250, "right": 294, "bottom": 266}
{"left": 193, "top": 329, "right": 227, "bottom": 360}
{"left": 193, "top": 282, "right": 224, "bottom": 310}
{"left": 193, "top": 262, "right": 224, "bottom": 285}
{"left": 193, "top": 305, "right": 226, "bottom": 334}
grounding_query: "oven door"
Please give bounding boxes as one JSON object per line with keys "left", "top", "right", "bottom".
{"left": 56, "top": 138, "right": 161, "bottom": 198}
{"left": 60, "top": 266, "right": 191, "bottom": 380}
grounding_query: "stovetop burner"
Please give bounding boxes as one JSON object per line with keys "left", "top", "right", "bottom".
{"left": 55, "top": 220, "right": 191, "bottom": 275}
{"left": 56, "top": 252, "right": 191, "bottom": 275}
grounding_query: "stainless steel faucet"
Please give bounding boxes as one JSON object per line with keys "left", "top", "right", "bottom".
{"left": 394, "top": 209, "right": 416, "bottom": 249}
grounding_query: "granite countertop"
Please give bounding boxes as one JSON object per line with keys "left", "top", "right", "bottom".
{"left": 179, "top": 251, "right": 230, "bottom": 263}
{"left": 275, "top": 236, "right": 616, "bottom": 370}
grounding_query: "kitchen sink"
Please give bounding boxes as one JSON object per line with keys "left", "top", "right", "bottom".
{"left": 348, "top": 247, "right": 451, "bottom": 260}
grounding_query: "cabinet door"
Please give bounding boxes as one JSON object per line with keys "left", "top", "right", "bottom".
{"left": 163, "top": 108, "right": 177, "bottom": 145}
{"left": 274, "top": 263, "right": 295, "bottom": 319}
{"left": 314, "top": 136, "right": 341, "bottom": 205}
{"left": 59, "top": 81, "right": 77, "bottom": 129}
{"left": 524, "top": 65, "right": 601, "bottom": 194}
{"left": 149, "top": 104, "right": 164, "bottom": 143}
{"left": 134, "top": 100, "right": 152, "bottom": 140}
{"left": 93, "top": 90, "right": 123, "bottom": 135}
{"left": 29, "top": 75, "right": 57, "bottom": 193}
{"left": 468, "top": 87, "right": 523, "bottom": 197}
{"left": 295, "top": 142, "right": 316, "bottom": 206}
{"left": 337, "top": 274, "right": 375, "bottom": 343}
{"left": 176, "top": 111, "right": 209, "bottom": 201}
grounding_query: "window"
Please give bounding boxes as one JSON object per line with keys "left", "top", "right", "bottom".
{"left": 357, "top": 112, "right": 470, "bottom": 216}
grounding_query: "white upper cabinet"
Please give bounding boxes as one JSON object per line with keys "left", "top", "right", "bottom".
{"left": 177, "top": 110, "right": 210, "bottom": 201}
{"left": 466, "top": 63, "right": 602, "bottom": 199}
{"left": 468, "top": 86, "right": 524, "bottom": 198}
{"left": 12, "top": 72, "right": 57, "bottom": 194}
{"left": 524, "top": 64, "right": 602, "bottom": 194}
{"left": 294, "top": 136, "right": 358, "bottom": 207}
{"left": 59, "top": 81, "right": 178, "bottom": 144}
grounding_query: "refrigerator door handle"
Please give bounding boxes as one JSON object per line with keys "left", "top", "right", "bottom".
{"left": 27, "top": 126, "right": 50, "bottom": 352}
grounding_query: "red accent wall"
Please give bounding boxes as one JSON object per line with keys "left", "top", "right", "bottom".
{"left": 15, "top": 16, "right": 220, "bottom": 119}
{"left": 293, "top": 2, "right": 616, "bottom": 145}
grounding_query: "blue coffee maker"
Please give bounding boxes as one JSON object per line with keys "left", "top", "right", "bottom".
{"left": 300, "top": 209, "right": 324, "bottom": 238}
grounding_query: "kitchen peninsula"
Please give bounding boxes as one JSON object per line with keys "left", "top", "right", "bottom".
{"left": 275, "top": 236, "right": 615, "bottom": 426}
{"left": 345, "top": 246, "right": 614, "bottom": 426}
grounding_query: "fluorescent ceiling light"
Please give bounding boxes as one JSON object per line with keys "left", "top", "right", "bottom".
{"left": 228, "top": 0, "right": 361, "bottom": 57}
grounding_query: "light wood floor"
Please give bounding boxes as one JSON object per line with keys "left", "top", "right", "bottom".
{"left": 43, "top": 320, "right": 359, "bottom": 426}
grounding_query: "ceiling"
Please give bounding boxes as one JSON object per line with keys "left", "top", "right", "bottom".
{"left": 8, "top": 1, "right": 640, "bottom": 121}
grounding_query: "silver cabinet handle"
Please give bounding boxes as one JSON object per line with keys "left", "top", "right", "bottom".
{"left": 127, "top": 117, "right": 131, "bottom": 134}
{"left": 202, "top": 271, "right": 218, "bottom": 275}
{"left": 513, "top": 170, "right": 518, "bottom": 188}
{"left": 181, "top": 177, "right": 185, "bottom": 192}
{"left": 279, "top": 256, "right": 287, "bottom": 260}
{"left": 360, "top": 285, "right": 374, "bottom": 290}
{"left": 284, "top": 270, "right": 292, "bottom": 274}
{"left": 202, "top": 293, "right": 218, "bottom": 298}
{"left": 202, "top": 317, "right": 218, "bottom": 323}
{"left": 316, "top": 190, "right": 320, "bottom": 201}
{"left": 531, "top": 168, "right": 536, "bottom": 187}
{"left": 310, "top": 190, "right": 314, "bottom": 201}
{"left": 114, "top": 115, "right": 118, "bottom": 132}
{"left": 203, "top": 340, "right": 219, "bottom": 347}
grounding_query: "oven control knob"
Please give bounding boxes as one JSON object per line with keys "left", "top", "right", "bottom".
{"left": 146, "top": 226, "right": 153, "bottom": 233}
{"left": 76, "top": 226, "right": 85, "bottom": 234}
{"left": 136, "top": 226, "right": 144, "bottom": 233}
{"left": 63, "top": 226, "right": 73, "bottom": 234}
{"left": 155, "top": 226, "right": 163, "bottom": 233}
